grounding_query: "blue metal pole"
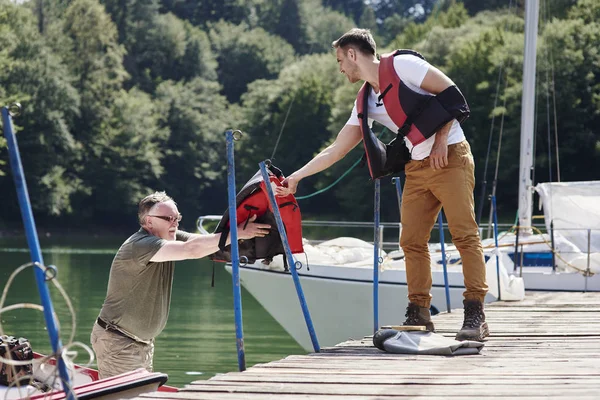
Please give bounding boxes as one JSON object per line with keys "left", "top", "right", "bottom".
{"left": 225, "top": 130, "right": 246, "bottom": 371}
{"left": 373, "top": 179, "right": 381, "bottom": 333}
{"left": 491, "top": 195, "right": 502, "bottom": 301}
{"left": 393, "top": 177, "right": 403, "bottom": 213}
{"left": 437, "top": 212, "right": 451, "bottom": 313}
{"left": 392, "top": 176, "right": 403, "bottom": 246}
{"left": 258, "top": 161, "right": 320, "bottom": 352}
{"left": 2, "top": 106, "right": 74, "bottom": 399}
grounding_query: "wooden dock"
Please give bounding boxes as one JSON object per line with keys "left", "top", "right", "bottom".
{"left": 134, "top": 292, "right": 600, "bottom": 399}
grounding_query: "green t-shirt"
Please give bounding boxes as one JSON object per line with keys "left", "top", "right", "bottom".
{"left": 98, "top": 228, "right": 193, "bottom": 341}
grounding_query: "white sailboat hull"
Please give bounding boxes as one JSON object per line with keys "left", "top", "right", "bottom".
{"left": 227, "top": 241, "right": 600, "bottom": 351}
{"left": 228, "top": 262, "right": 487, "bottom": 351}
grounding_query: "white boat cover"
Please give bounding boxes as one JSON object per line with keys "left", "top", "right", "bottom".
{"left": 535, "top": 181, "right": 600, "bottom": 252}
{"left": 375, "top": 330, "right": 484, "bottom": 355}
{"left": 535, "top": 181, "right": 600, "bottom": 273}
{"left": 485, "top": 250, "right": 525, "bottom": 301}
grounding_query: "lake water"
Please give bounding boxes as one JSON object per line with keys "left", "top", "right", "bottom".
{"left": 0, "top": 235, "right": 305, "bottom": 388}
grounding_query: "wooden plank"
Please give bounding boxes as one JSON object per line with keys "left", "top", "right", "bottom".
{"left": 139, "top": 393, "right": 599, "bottom": 400}
{"left": 206, "top": 374, "right": 600, "bottom": 385}
{"left": 177, "top": 382, "right": 600, "bottom": 396}
{"left": 129, "top": 292, "right": 600, "bottom": 399}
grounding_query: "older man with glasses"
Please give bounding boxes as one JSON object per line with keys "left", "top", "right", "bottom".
{"left": 91, "top": 191, "right": 270, "bottom": 379}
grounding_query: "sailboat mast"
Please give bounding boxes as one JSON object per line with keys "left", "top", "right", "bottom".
{"left": 518, "top": 0, "right": 540, "bottom": 232}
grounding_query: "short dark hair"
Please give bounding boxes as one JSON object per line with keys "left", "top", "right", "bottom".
{"left": 332, "top": 28, "right": 376, "bottom": 56}
{"left": 138, "top": 191, "right": 175, "bottom": 225}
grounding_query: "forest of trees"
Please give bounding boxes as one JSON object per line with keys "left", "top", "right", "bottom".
{"left": 0, "top": 0, "right": 599, "bottom": 233}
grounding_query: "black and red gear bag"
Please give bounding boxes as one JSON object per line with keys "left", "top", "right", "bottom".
{"left": 210, "top": 164, "right": 303, "bottom": 264}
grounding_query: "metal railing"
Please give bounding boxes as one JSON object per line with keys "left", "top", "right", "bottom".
{"left": 198, "top": 215, "right": 521, "bottom": 251}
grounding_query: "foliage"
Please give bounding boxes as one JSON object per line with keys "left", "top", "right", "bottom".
{"left": 0, "top": 0, "right": 598, "bottom": 231}
{"left": 154, "top": 78, "right": 241, "bottom": 229}
{"left": 101, "top": 0, "right": 218, "bottom": 92}
{"left": 159, "top": 0, "right": 254, "bottom": 27}
{"left": 300, "top": 0, "right": 355, "bottom": 54}
{"left": 208, "top": 21, "right": 295, "bottom": 102}
{"left": 74, "top": 88, "right": 168, "bottom": 223}
{"left": 371, "top": 0, "right": 441, "bottom": 24}
{"left": 322, "top": 0, "right": 365, "bottom": 22}
{"left": 0, "top": 0, "right": 81, "bottom": 215}
{"left": 237, "top": 53, "right": 348, "bottom": 214}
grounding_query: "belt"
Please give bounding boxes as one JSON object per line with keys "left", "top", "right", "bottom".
{"left": 96, "top": 318, "right": 132, "bottom": 340}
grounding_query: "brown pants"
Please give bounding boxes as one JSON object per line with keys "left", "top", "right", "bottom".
{"left": 90, "top": 322, "right": 154, "bottom": 380}
{"left": 400, "top": 140, "right": 488, "bottom": 308}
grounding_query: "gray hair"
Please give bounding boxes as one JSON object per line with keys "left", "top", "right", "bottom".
{"left": 138, "top": 191, "right": 175, "bottom": 226}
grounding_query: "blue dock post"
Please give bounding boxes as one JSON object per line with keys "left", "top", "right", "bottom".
{"left": 258, "top": 161, "right": 320, "bottom": 352}
{"left": 225, "top": 129, "right": 246, "bottom": 371}
{"left": 373, "top": 179, "right": 381, "bottom": 333}
{"left": 2, "top": 105, "right": 75, "bottom": 399}
{"left": 437, "top": 212, "right": 451, "bottom": 313}
{"left": 392, "top": 177, "right": 403, "bottom": 214}
{"left": 491, "top": 195, "right": 502, "bottom": 301}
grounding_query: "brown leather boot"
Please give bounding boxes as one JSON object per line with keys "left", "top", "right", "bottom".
{"left": 456, "top": 299, "right": 489, "bottom": 341}
{"left": 403, "top": 303, "right": 435, "bottom": 332}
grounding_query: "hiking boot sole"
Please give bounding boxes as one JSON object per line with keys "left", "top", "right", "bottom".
{"left": 455, "top": 321, "right": 489, "bottom": 342}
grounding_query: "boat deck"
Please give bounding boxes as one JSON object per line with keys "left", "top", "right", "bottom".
{"left": 134, "top": 292, "right": 600, "bottom": 399}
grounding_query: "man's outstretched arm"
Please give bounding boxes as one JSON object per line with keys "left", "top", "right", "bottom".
{"left": 150, "top": 216, "right": 271, "bottom": 262}
{"left": 276, "top": 124, "right": 362, "bottom": 196}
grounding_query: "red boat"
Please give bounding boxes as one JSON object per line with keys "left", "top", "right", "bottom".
{"left": 0, "top": 353, "right": 177, "bottom": 399}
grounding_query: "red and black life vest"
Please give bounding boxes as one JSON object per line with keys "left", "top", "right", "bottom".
{"left": 210, "top": 164, "right": 303, "bottom": 264}
{"left": 356, "top": 49, "right": 470, "bottom": 179}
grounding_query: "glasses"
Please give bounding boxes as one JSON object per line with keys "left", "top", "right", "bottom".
{"left": 148, "top": 214, "right": 182, "bottom": 224}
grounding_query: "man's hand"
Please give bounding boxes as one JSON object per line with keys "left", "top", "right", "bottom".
{"left": 275, "top": 175, "right": 300, "bottom": 197}
{"left": 429, "top": 137, "right": 448, "bottom": 170}
{"left": 238, "top": 214, "right": 271, "bottom": 239}
{"left": 429, "top": 121, "right": 452, "bottom": 170}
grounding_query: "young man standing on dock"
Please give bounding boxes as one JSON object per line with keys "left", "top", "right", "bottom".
{"left": 91, "top": 191, "right": 270, "bottom": 379}
{"left": 276, "top": 28, "right": 489, "bottom": 341}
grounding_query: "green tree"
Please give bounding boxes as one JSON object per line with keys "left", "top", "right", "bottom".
{"left": 359, "top": 5, "right": 378, "bottom": 33}
{"left": 209, "top": 22, "right": 295, "bottom": 102}
{"left": 302, "top": 3, "right": 355, "bottom": 54}
{"left": 61, "top": 0, "right": 127, "bottom": 135}
{"left": 537, "top": 12, "right": 600, "bottom": 183}
{"left": 381, "top": 13, "right": 410, "bottom": 45}
{"left": 238, "top": 53, "right": 352, "bottom": 216}
{"left": 0, "top": 0, "right": 81, "bottom": 219}
{"left": 100, "top": 0, "right": 160, "bottom": 44}
{"left": 274, "top": 0, "right": 304, "bottom": 51}
{"left": 154, "top": 79, "right": 241, "bottom": 227}
{"left": 72, "top": 88, "right": 168, "bottom": 224}
{"left": 323, "top": 0, "right": 365, "bottom": 23}
{"left": 387, "top": 1, "right": 470, "bottom": 50}
{"left": 372, "top": 0, "right": 440, "bottom": 23}
{"left": 159, "top": 0, "right": 253, "bottom": 27}
{"left": 126, "top": 13, "right": 217, "bottom": 92}
{"left": 568, "top": 0, "right": 600, "bottom": 24}
{"left": 461, "top": 0, "right": 523, "bottom": 16}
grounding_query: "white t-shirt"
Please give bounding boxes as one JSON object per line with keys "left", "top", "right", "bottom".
{"left": 346, "top": 54, "right": 465, "bottom": 160}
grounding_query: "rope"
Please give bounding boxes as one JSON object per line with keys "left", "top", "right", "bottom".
{"left": 508, "top": 225, "right": 594, "bottom": 275}
{"left": 483, "top": 0, "right": 518, "bottom": 237}
{"left": 0, "top": 261, "right": 95, "bottom": 397}
{"left": 270, "top": 95, "right": 295, "bottom": 160}
{"left": 295, "top": 156, "right": 362, "bottom": 200}
{"left": 431, "top": 220, "right": 593, "bottom": 275}
{"left": 295, "top": 128, "right": 390, "bottom": 199}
